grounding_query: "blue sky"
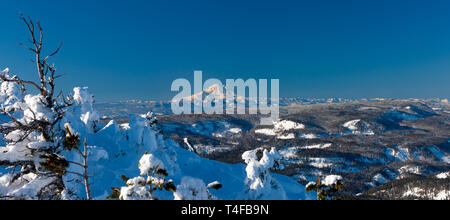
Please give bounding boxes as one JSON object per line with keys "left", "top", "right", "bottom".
{"left": 0, "top": 0, "right": 449, "bottom": 101}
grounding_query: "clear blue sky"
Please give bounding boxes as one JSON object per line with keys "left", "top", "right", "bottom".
{"left": 0, "top": 0, "right": 449, "bottom": 101}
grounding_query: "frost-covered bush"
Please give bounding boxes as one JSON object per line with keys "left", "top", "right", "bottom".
{"left": 112, "top": 149, "right": 222, "bottom": 200}
{"left": 116, "top": 153, "right": 176, "bottom": 200}
{"left": 0, "top": 63, "right": 71, "bottom": 199}
{"left": 306, "top": 175, "right": 343, "bottom": 200}
{"left": 241, "top": 147, "right": 286, "bottom": 200}
{"left": 173, "top": 177, "right": 222, "bottom": 200}
{"left": 115, "top": 152, "right": 222, "bottom": 200}
{"left": 72, "top": 87, "right": 100, "bottom": 133}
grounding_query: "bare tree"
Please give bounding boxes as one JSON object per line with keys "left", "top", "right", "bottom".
{"left": 64, "top": 125, "right": 92, "bottom": 200}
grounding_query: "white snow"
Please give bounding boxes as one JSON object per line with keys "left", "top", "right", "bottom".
{"left": 0, "top": 172, "right": 57, "bottom": 199}
{"left": 435, "top": 190, "right": 450, "bottom": 200}
{"left": 343, "top": 119, "right": 361, "bottom": 131}
{"left": 119, "top": 123, "right": 130, "bottom": 130}
{"left": 138, "top": 154, "right": 165, "bottom": 175}
{"left": 228, "top": 128, "right": 242, "bottom": 134}
{"left": 402, "top": 187, "right": 424, "bottom": 198}
{"left": 191, "top": 144, "right": 232, "bottom": 155}
{"left": 86, "top": 146, "right": 109, "bottom": 161}
{"left": 303, "top": 143, "right": 332, "bottom": 150}
{"left": 322, "top": 175, "right": 342, "bottom": 186}
{"left": 255, "top": 120, "right": 304, "bottom": 139}
{"left": 308, "top": 158, "right": 333, "bottom": 168}
{"left": 23, "top": 94, "right": 56, "bottom": 121}
{"left": 242, "top": 148, "right": 288, "bottom": 200}
{"left": 27, "top": 141, "right": 52, "bottom": 150}
{"left": 254, "top": 128, "right": 277, "bottom": 136}
{"left": 274, "top": 120, "right": 305, "bottom": 131}
{"left": 173, "top": 176, "right": 211, "bottom": 200}
{"left": 373, "top": 174, "right": 388, "bottom": 184}
{"left": 342, "top": 119, "right": 374, "bottom": 135}
{"left": 207, "top": 181, "right": 221, "bottom": 189}
{"left": 120, "top": 176, "right": 148, "bottom": 200}
{"left": 0, "top": 69, "right": 24, "bottom": 108}
{"left": 436, "top": 172, "right": 450, "bottom": 179}
{"left": 300, "top": 134, "right": 317, "bottom": 139}
{"left": 72, "top": 87, "right": 100, "bottom": 132}
{"left": 164, "top": 121, "right": 243, "bottom": 138}
{"left": 277, "top": 133, "right": 296, "bottom": 140}
{"left": 279, "top": 147, "right": 301, "bottom": 159}
{"left": 183, "top": 138, "right": 195, "bottom": 152}
{"left": 428, "top": 146, "right": 450, "bottom": 164}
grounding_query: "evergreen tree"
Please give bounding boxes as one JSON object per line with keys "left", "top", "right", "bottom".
{"left": 242, "top": 147, "right": 286, "bottom": 200}
{"left": 306, "top": 175, "right": 343, "bottom": 200}
{"left": 107, "top": 153, "right": 176, "bottom": 200}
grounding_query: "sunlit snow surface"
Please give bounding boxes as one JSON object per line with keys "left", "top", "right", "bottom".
{"left": 0, "top": 83, "right": 315, "bottom": 200}
{"left": 65, "top": 89, "right": 314, "bottom": 200}
{"left": 80, "top": 118, "right": 313, "bottom": 200}
{"left": 255, "top": 120, "right": 305, "bottom": 139}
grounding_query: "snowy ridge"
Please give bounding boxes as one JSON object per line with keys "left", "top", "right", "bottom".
{"left": 342, "top": 119, "right": 374, "bottom": 135}
{"left": 255, "top": 120, "right": 305, "bottom": 140}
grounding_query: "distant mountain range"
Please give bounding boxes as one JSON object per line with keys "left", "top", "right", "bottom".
{"left": 95, "top": 97, "right": 448, "bottom": 120}
{"left": 94, "top": 97, "right": 450, "bottom": 200}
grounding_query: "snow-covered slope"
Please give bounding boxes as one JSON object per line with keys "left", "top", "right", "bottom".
{"left": 255, "top": 120, "right": 305, "bottom": 140}
{"left": 53, "top": 88, "right": 314, "bottom": 200}
{"left": 0, "top": 68, "right": 313, "bottom": 200}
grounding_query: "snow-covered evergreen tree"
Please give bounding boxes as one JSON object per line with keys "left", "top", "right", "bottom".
{"left": 241, "top": 147, "right": 286, "bottom": 200}
{"left": 0, "top": 16, "right": 74, "bottom": 199}
{"left": 174, "top": 177, "right": 222, "bottom": 200}
{"left": 306, "top": 175, "right": 343, "bottom": 200}
{"left": 116, "top": 157, "right": 223, "bottom": 200}
{"left": 116, "top": 153, "right": 176, "bottom": 200}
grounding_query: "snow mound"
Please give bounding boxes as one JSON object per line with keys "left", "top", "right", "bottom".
{"left": 343, "top": 119, "right": 361, "bottom": 131}
{"left": 255, "top": 128, "right": 277, "bottom": 136}
{"left": 342, "top": 119, "right": 374, "bottom": 135}
{"left": 173, "top": 177, "right": 212, "bottom": 200}
{"left": 139, "top": 154, "right": 165, "bottom": 175}
{"left": 398, "top": 165, "right": 422, "bottom": 176}
{"left": 322, "top": 175, "right": 342, "bottom": 186}
{"left": 277, "top": 133, "right": 295, "bottom": 140}
{"left": 274, "top": 120, "right": 305, "bottom": 131}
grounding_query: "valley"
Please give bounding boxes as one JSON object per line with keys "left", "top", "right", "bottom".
{"left": 97, "top": 98, "right": 450, "bottom": 199}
